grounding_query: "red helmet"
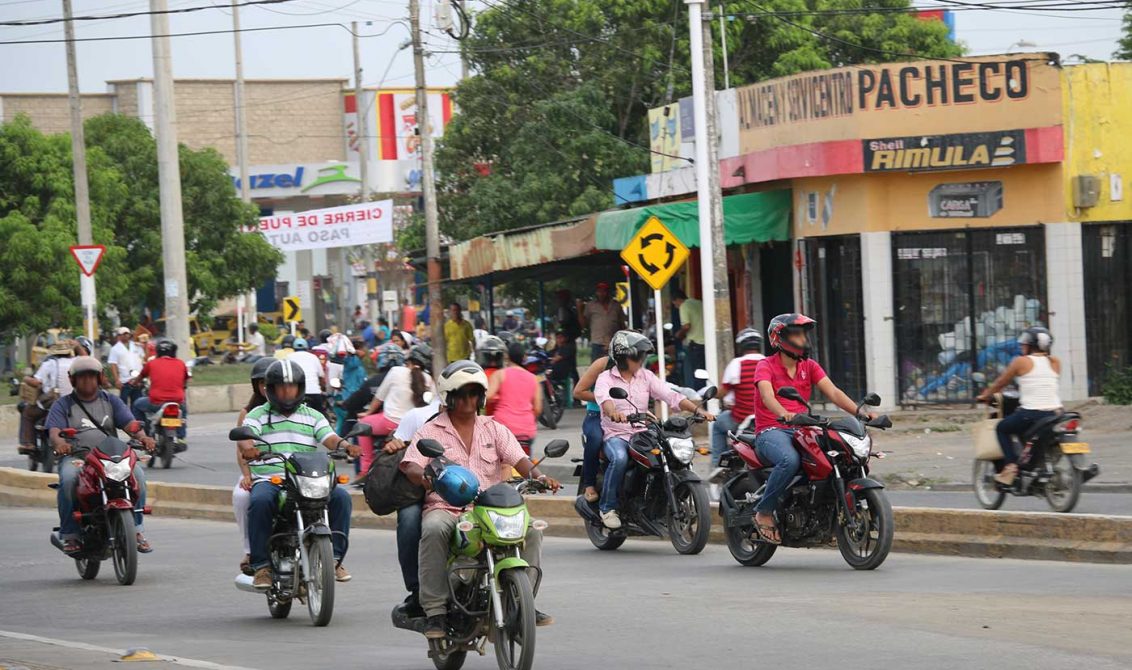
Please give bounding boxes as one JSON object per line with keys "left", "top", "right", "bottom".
{"left": 767, "top": 313, "right": 816, "bottom": 360}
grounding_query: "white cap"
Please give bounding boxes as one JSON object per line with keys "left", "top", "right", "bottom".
{"left": 115, "top": 327, "right": 132, "bottom": 336}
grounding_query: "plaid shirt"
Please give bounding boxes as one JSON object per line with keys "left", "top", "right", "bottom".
{"left": 401, "top": 411, "right": 526, "bottom": 512}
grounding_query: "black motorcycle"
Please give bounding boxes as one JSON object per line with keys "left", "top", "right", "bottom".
{"left": 230, "top": 422, "right": 369, "bottom": 626}
{"left": 17, "top": 399, "right": 56, "bottom": 473}
{"left": 145, "top": 402, "right": 186, "bottom": 470}
{"left": 573, "top": 385, "right": 716, "bottom": 554}
{"left": 973, "top": 391, "right": 1099, "bottom": 513}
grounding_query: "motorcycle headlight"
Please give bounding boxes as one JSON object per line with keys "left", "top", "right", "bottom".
{"left": 667, "top": 437, "right": 696, "bottom": 464}
{"left": 486, "top": 510, "right": 527, "bottom": 540}
{"left": 842, "top": 434, "right": 872, "bottom": 460}
{"left": 100, "top": 458, "right": 133, "bottom": 482}
{"left": 296, "top": 474, "right": 332, "bottom": 499}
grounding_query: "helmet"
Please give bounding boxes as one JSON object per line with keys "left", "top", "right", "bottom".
{"left": 293, "top": 337, "right": 309, "bottom": 352}
{"left": 155, "top": 339, "right": 177, "bottom": 358}
{"left": 767, "top": 313, "right": 816, "bottom": 360}
{"left": 1018, "top": 326, "right": 1053, "bottom": 352}
{"left": 318, "top": 328, "right": 333, "bottom": 344}
{"left": 735, "top": 327, "right": 763, "bottom": 352}
{"left": 376, "top": 343, "right": 406, "bottom": 370}
{"left": 432, "top": 464, "right": 480, "bottom": 507}
{"left": 437, "top": 360, "right": 489, "bottom": 410}
{"left": 476, "top": 335, "right": 506, "bottom": 368}
{"left": 250, "top": 356, "right": 275, "bottom": 382}
{"left": 264, "top": 360, "right": 306, "bottom": 414}
{"left": 68, "top": 356, "right": 103, "bottom": 379}
{"left": 75, "top": 336, "right": 95, "bottom": 356}
{"left": 408, "top": 343, "right": 433, "bottom": 368}
{"left": 281, "top": 334, "right": 296, "bottom": 349}
{"left": 609, "top": 330, "right": 653, "bottom": 364}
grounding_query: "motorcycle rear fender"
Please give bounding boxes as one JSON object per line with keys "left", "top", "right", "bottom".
{"left": 492, "top": 556, "right": 530, "bottom": 580}
{"left": 847, "top": 477, "right": 885, "bottom": 492}
{"left": 104, "top": 498, "right": 133, "bottom": 511}
{"left": 717, "top": 472, "right": 756, "bottom": 520}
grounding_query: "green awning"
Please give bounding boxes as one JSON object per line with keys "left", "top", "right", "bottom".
{"left": 595, "top": 190, "right": 791, "bottom": 251}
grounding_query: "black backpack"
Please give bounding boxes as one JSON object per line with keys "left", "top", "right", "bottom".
{"left": 362, "top": 447, "right": 426, "bottom": 516}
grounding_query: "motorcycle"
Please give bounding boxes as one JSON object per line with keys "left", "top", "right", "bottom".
{"left": 573, "top": 384, "right": 716, "bottom": 555}
{"left": 973, "top": 390, "right": 1099, "bottom": 513}
{"left": 714, "top": 386, "right": 894, "bottom": 570}
{"left": 49, "top": 430, "right": 152, "bottom": 585}
{"left": 523, "top": 341, "right": 565, "bottom": 430}
{"left": 146, "top": 402, "right": 186, "bottom": 470}
{"left": 230, "top": 422, "right": 370, "bottom": 626}
{"left": 393, "top": 438, "right": 568, "bottom": 670}
{"left": 17, "top": 399, "right": 56, "bottom": 474}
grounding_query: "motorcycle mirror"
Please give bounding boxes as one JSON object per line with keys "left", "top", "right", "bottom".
{"left": 777, "top": 386, "right": 804, "bottom": 403}
{"left": 417, "top": 438, "right": 445, "bottom": 459}
{"left": 609, "top": 387, "right": 629, "bottom": 400}
{"left": 329, "top": 377, "right": 342, "bottom": 390}
{"left": 700, "top": 385, "right": 718, "bottom": 402}
{"left": 346, "top": 422, "right": 373, "bottom": 438}
{"left": 228, "top": 426, "right": 257, "bottom": 442}
{"left": 694, "top": 368, "right": 710, "bottom": 380}
{"left": 543, "top": 439, "right": 569, "bottom": 458}
{"left": 863, "top": 392, "right": 881, "bottom": 407}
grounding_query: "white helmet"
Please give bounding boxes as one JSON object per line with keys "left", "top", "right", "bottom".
{"left": 437, "top": 360, "right": 490, "bottom": 410}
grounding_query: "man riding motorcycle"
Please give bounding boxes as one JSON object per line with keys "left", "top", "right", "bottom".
{"left": 45, "top": 356, "right": 156, "bottom": 553}
{"left": 239, "top": 360, "right": 361, "bottom": 588}
{"left": 710, "top": 328, "right": 765, "bottom": 467}
{"left": 400, "top": 360, "right": 560, "bottom": 639}
{"left": 130, "top": 339, "right": 190, "bottom": 443}
{"left": 750, "top": 314, "right": 875, "bottom": 545}
{"left": 593, "top": 330, "right": 714, "bottom": 530}
{"left": 18, "top": 341, "right": 74, "bottom": 454}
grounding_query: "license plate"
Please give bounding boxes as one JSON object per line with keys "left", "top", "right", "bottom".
{"left": 160, "top": 418, "right": 183, "bottom": 428}
{"left": 1060, "top": 442, "right": 1090, "bottom": 454}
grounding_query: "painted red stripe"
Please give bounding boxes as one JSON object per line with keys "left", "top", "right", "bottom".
{"left": 377, "top": 93, "right": 397, "bottom": 160}
{"left": 442, "top": 93, "right": 452, "bottom": 126}
{"left": 343, "top": 92, "right": 357, "bottom": 114}
{"left": 1024, "top": 125, "right": 1064, "bottom": 164}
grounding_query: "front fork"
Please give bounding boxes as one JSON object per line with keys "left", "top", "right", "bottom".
{"left": 485, "top": 550, "right": 506, "bottom": 629}
{"left": 659, "top": 453, "right": 683, "bottom": 520}
{"left": 294, "top": 509, "right": 330, "bottom": 591}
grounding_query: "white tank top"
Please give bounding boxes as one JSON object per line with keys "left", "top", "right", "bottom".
{"left": 1016, "top": 355, "right": 1061, "bottom": 411}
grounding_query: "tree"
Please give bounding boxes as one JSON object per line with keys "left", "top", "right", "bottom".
{"left": 434, "top": 0, "right": 961, "bottom": 240}
{"left": 0, "top": 114, "right": 282, "bottom": 336}
{"left": 1116, "top": 6, "right": 1132, "bottom": 60}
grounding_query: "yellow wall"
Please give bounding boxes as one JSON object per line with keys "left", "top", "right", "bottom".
{"left": 1062, "top": 62, "right": 1132, "bottom": 222}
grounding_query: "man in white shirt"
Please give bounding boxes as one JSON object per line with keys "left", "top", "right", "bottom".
{"left": 107, "top": 327, "right": 143, "bottom": 409}
{"left": 247, "top": 323, "right": 267, "bottom": 357}
{"left": 18, "top": 343, "right": 75, "bottom": 452}
{"left": 286, "top": 338, "right": 327, "bottom": 413}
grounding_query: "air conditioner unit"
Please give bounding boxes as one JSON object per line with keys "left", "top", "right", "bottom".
{"left": 1073, "top": 175, "right": 1100, "bottom": 208}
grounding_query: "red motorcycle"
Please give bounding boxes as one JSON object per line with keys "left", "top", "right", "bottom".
{"left": 50, "top": 429, "right": 151, "bottom": 585}
{"left": 714, "top": 386, "right": 895, "bottom": 570}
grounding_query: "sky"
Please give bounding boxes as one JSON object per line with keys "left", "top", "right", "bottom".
{"left": 0, "top": 0, "right": 1125, "bottom": 95}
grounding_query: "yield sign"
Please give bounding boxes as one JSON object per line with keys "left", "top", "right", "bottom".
{"left": 619, "top": 216, "right": 689, "bottom": 291}
{"left": 70, "top": 245, "right": 106, "bottom": 277}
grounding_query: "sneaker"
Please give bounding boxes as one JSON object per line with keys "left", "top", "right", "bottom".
{"left": 600, "top": 509, "right": 622, "bottom": 530}
{"left": 535, "top": 610, "right": 554, "bottom": 627}
{"left": 424, "top": 614, "right": 448, "bottom": 640}
{"left": 335, "top": 562, "right": 352, "bottom": 582}
{"left": 252, "top": 567, "right": 272, "bottom": 590}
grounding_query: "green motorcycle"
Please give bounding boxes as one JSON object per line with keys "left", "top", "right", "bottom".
{"left": 392, "top": 438, "right": 568, "bottom": 670}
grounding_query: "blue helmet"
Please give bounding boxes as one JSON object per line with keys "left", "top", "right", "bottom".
{"left": 293, "top": 337, "right": 310, "bottom": 351}
{"left": 433, "top": 464, "right": 479, "bottom": 507}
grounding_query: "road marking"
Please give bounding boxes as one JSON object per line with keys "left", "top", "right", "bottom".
{"left": 0, "top": 631, "right": 260, "bottom": 670}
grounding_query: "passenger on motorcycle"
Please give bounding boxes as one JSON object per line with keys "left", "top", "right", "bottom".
{"left": 45, "top": 356, "right": 156, "bottom": 553}
{"left": 476, "top": 335, "right": 507, "bottom": 413}
{"left": 752, "top": 314, "right": 874, "bottom": 545}
{"left": 572, "top": 355, "right": 616, "bottom": 504}
{"left": 273, "top": 334, "right": 296, "bottom": 361}
{"left": 400, "top": 360, "right": 560, "bottom": 639}
{"left": 358, "top": 343, "right": 435, "bottom": 472}
{"left": 239, "top": 360, "right": 361, "bottom": 588}
{"left": 233, "top": 357, "right": 275, "bottom": 574}
{"left": 594, "top": 331, "right": 714, "bottom": 530}
{"left": 130, "top": 339, "right": 189, "bottom": 442}
{"left": 287, "top": 338, "right": 327, "bottom": 413}
{"left": 485, "top": 342, "right": 541, "bottom": 452}
{"left": 975, "top": 326, "right": 1062, "bottom": 486}
{"left": 710, "top": 328, "right": 765, "bottom": 467}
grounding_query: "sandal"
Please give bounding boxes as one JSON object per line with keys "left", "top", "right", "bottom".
{"left": 136, "top": 533, "right": 153, "bottom": 554}
{"left": 753, "top": 514, "right": 782, "bottom": 545}
{"left": 62, "top": 538, "right": 82, "bottom": 554}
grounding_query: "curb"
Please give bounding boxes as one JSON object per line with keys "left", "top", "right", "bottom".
{"left": 2, "top": 467, "right": 1128, "bottom": 564}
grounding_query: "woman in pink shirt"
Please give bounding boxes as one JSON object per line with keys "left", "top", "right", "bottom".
{"left": 593, "top": 331, "right": 714, "bottom": 530}
{"left": 485, "top": 343, "right": 542, "bottom": 452}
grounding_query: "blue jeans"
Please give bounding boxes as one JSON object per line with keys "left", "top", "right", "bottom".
{"left": 599, "top": 436, "right": 631, "bottom": 513}
{"left": 754, "top": 428, "right": 798, "bottom": 515}
{"left": 710, "top": 410, "right": 738, "bottom": 467}
{"left": 248, "top": 481, "right": 351, "bottom": 570}
{"left": 996, "top": 409, "right": 1056, "bottom": 465}
{"left": 397, "top": 502, "right": 422, "bottom": 593}
{"left": 581, "top": 410, "right": 604, "bottom": 489}
{"left": 132, "top": 397, "right": 187, "bottom": 439}
{"left": 119, "top": 384, "right": 143, "bottom": 410}
{"left": 57, "top": 453, "right": 147, "bottom": 540}
{"left": 684, "top": 342, "right": 705, "bottom": 388}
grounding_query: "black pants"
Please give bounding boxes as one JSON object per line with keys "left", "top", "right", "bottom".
{"left": 305, "top": 393, "right": 326, "bottom": 414}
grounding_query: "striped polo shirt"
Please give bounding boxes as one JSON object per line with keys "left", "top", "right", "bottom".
{"left": 243, "top": 403, "right": 335, "bottom": 478}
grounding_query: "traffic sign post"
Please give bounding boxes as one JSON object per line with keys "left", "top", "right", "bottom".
{"left": 70, "top": 245, "right": 105, "bottom": 342}
{"left": 282, "top": 295, "right": 302, "bottom": 335}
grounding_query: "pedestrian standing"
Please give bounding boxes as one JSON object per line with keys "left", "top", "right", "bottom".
{"left": 578, "top": 281, "right": 627, "bottom": 362}
{"left": 444, "top": 303, "right": 475, "bottom": 362}
{"left": 108, "top": 327, "right": 144, "bottom": 408}
{"left": 672, "top": 289, "right": 705, "bottom": 389}
{"left": 401, "top": 298, "right": 417, "bottom": 332}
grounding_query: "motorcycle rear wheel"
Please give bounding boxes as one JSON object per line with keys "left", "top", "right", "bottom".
{"left": 1044, "top": 451, "right": 1082, "bottom": 513}
{"left": 667, "top": 482, "right": 711, "bottom": 555}
{"left": 75, "top": 556, "right": 100, "bottom": 580}
{"left": 41, "top": 448, "right": 55, "bottom": 474}
{"left": 835, "top": 488, "right": 894, "bottom": 571}
{"left": 27, "top": 454, "right": 38, "bottom": 472}
{"left": 972, "top": 460, "right": 1006, "bottom": 510}
{"left": 494, "top": 569, "right": 536, "bottom": 670}
{"left": 724, "top": 480, "right": 776, "bottom": 566}
{"left": 159, "top": 437, "right": 174, "bottom": 470}
{"left": 585, "top": 522, "right": 626, "bottom": 551}
{"left": 111, "top": 509, "right": 138, "bottom": 585}
{"left": 305, "top": 534, "right": 335, "bottom": 627}
{"left": 432, "top": 649, "right": 467, "bottom": 670}
{"left": 267, "top": 591, "right": 292, "bottom": 619}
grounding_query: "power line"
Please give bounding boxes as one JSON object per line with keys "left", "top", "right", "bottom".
{"left": 0, "top": 18, "right": 404, "bottom": 45}
{"left": 0, "top": 0, "right": 298, "bottom": 27}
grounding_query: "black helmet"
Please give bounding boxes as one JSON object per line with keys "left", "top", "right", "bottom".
{"left": 1018, "top": 326, "right": 1053, "bottom": 352}
{"left": 319, "top": 328, "right": 333, "bottom": 344}
{"left": 408, "top": 343, "right": 433, "bottom": 368}
{"left": 281, "top": 334, "right": 296, "bottom": 349}
{"left": 735, "top": 327, "right": 763, "bottom": 352}
{"left": 476, "top": 335, "right": 506, "bottom": 368}
{"left": 250, "top": 356, "right": 275, "bottom": 382}
{"left": 767, "top": 313, "right": 816, "bottom": 360}
{"left": 609, "top": 330, "right": 653, "bottom": 364}
{"left": 264, "top": 360, "right": 305, "bottom": 414}
{"left": 155, "top": 339, "right": 177, "bottom": 358}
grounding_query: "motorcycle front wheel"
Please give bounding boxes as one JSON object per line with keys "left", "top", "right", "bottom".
{"left": 835, "top": 488, "right": 894, "bottom": 571}
{"left": 110, "top": 509, "right": 138, "bottom": 585}
{"left": 304, "top": 534, "right": 336, "bottom": 627}
{"left": 1044, "top": 451, "right": 1082, "bottom": 513}
{"left": 972, "top": 460, "right": 1006, "bottom": 510}
{"left": 667, "top": 482, "right": 711, "bottom": 555}
{"left": 494, "top": 569, "right": 536, "bottom": 670}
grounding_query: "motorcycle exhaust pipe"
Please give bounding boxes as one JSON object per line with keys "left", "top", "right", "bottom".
{"left": 49, "top": 532, "right": 65, "bottom": 552}
{"left": 234, "top": 573, "right": 261, "bottom": 594}
{"left": 573, "top": 495, "right": 599, "bottom": 522}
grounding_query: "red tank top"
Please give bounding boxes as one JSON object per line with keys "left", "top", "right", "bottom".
{"left": 731, "top": 358, "right": 761, "bottom": 421}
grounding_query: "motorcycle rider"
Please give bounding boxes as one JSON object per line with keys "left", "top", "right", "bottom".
{"left": 358, "top": 343, "right": 433, "bottom": 472}
{"left": 287, "top": 338, "right": 327, "bottom": 413}
{"left": 400, "top": 360, "right": 560, "bottom": 639}
{"left": 240, "top": 359, "right": 361, "bottom": 588}
{"left": 17, "top": 341, "right": 74, "bottom": 454}
{"left": 975, "top": 326, "right": 1062, "bottom": 486}
{"left": 572, "top": 355, "right": 616, "bottom": 503}
{"left": 45, "top": 356, "right": 156, "bottom": 553}
{"left": 710, "top": 328, "right": 765, "bottom": 467}
{"left": 273, "top": 334, "right": 296, "bottom": 361}
{"left": 751, "top": 314, "right": 874, "bottom": 545}
{"left": 475, "top": 335, "right": 507, "bottom": 413}
{"left": 130, "top": 339, "right": 190, "bottom": 444}
{"left": 233, "top": 357, "right": 275, "bottom": 574}
{"left": 594, "top": 331, "right": 714, "bottom": 530}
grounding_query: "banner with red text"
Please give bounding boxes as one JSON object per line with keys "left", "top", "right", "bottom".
{"left": 247, "top": 200, "right": 394, "bottom": 252}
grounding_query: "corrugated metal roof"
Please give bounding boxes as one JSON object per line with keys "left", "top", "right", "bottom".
{"left": 449, "top": 216, "right": 598, "bottom": 280}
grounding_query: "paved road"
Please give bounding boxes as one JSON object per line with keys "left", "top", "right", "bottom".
{"left": 886, "top": 490, "right": 1132, "bottom": 515}
{"left": 1, "top": 507, "right": 1130, "bottom": 670}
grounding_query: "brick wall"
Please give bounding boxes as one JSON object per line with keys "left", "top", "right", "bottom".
{"left": 1, "top": 94, "right": 114, "bottom": 134}
{"left": 174, "top": 80, "right": 238, "bottom": 161}
{"left": 113, "top": 82, "right": 138, "bottom": 118}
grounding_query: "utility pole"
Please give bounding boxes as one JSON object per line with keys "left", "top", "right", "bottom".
{"left": 62, "top": 0, "right": 96, "bottom": 342}
{"left": 150, "top": 0, "right": 191, "bottom": 359}
{"left": 411, "top": 0, "right": 445, "bottom": 374}
{"left": 232, "top": 0, "right": 252, "bottom": 345}
{"left": 353, "top": 21, "right": 381, "bottom": 324}
{"left": 686, "top": 0, "right": 732, "bottom": 395}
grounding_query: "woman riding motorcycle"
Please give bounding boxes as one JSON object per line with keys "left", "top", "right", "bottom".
{"left": 975, "top": 326, "right": 1062, "bottom": 486}
{"left": 572, "top": 356, "right": 617, "bottom": 504}
{"left": 358, "top": 343, "right": 435, "bottom": 472}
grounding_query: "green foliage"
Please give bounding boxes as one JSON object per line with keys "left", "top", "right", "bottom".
{"left": 1117, "top": 8, "right": 1132, "bottom": 60}
{"left": 1102, "top": 366, "right": 1132, "bottom": 405}
{"left": 0, "top": 114, "right": 283, "bottom": 336}
{"left": 256, "top": 321, "right": 280, "bottom": 343}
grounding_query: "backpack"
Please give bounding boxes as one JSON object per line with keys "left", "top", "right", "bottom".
{"left": 362, "top": 447, "right": 425, "bottom": 516}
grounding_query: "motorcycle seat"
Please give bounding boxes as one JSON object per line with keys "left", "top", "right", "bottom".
{"left": 733, "top": 433, "right": 758, "bottom": 447}
{"left": 1020, "top": 413, "right": 1070, "bottom": 443}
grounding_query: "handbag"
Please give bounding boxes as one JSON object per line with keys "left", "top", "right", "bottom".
{"left": 972, "top": 418, "right": 1004, "bottom": 461}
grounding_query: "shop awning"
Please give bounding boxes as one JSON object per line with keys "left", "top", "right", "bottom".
{"left": 594, "top": 190, "right": 791, "bottom": 250}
